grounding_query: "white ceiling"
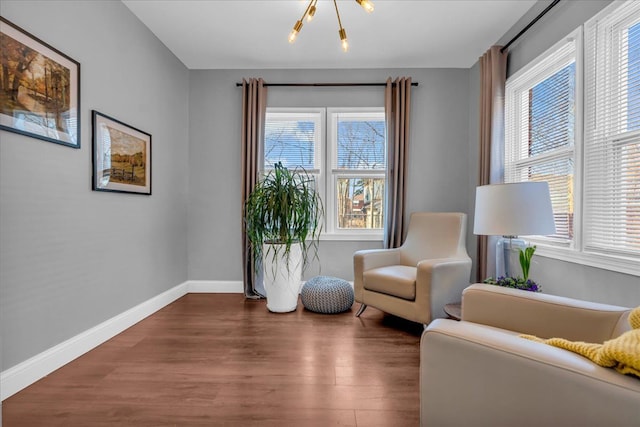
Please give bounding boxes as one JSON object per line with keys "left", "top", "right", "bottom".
{"left": 122, "top": 0, "right": 537, "bottom": 70}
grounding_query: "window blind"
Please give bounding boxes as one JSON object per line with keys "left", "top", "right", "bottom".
{"left": 505, "top": 36, "right": 577, "bottom": 244}
{"left": 584, "top": 0, "right": 640, "bottom": 257}
{"left": 264, "top": 112, "right": 321, "bottom": 170}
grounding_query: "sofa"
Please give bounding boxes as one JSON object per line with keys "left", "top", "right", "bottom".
{"left": 420, "top": 283, "right": 640, "bottom": 426}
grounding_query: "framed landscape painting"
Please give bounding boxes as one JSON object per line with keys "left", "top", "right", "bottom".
{"left": 92, "top": 111, "right": 151, "bottom": 195}
{"left": 0, "top": 17, "right": 80, "bottom": 148}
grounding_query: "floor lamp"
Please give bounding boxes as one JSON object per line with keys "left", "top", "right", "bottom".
{"left": 474, "top": 182, "right": 556, "bottom": 278}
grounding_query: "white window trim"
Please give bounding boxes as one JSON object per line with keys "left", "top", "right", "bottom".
{"left": 534, "top": 244, "right": 640, "bottom": 277}
{"left": 325, "top": 107, "right": 386, "bottom": 239}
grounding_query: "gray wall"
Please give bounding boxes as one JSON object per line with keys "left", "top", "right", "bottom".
{"left": 503, "top": 0, "right": 611, "bottom": 77}
{"left": 0, "top": 0, "right": 189, "bottom": 370}
{"left": 468, "top": 0, "right": 639, "bottom": 306}
{"left": 188, "top": 68, "right": 471, "bottom": 281}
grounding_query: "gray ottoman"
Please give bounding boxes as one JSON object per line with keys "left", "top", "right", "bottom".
{"left": 301, "top": 276, "right": 354, "bottom": 314}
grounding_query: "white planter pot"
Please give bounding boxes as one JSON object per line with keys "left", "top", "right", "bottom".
{"left": 262, "top": 242, "right": 303, "bottom": 313}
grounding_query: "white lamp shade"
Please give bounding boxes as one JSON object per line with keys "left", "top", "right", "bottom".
{"left": 474, "top": 182, "right": 556, "bottom": 236}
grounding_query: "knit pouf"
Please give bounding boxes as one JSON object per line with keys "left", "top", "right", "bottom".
{"left": 301, "top": 276, "right": 354, "bottom": 314}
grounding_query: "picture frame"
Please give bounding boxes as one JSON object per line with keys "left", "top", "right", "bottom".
{"left": 0, "top": 16, "right": 80, "bottom": 148}
{"left": 92, "top": 111, "right": 151, "bottom": 195}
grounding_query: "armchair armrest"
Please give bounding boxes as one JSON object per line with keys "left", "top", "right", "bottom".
{"left": 354, "top": 248, "right": 401, "bottom": 272}
{"left": 462, "top": 284, "right": 631, "bottom": 342}
{"left": 416, "top": 258, "right": 471, "bottom": 320}
{"left": 420, "top": 319, "right": 640, "bottom": 427}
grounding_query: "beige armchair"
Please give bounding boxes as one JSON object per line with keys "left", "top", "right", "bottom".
{"left": 421, "top": 284, "right": 639, "bottom": 427}
{"left": 353, "top": 212, "right": 471, "bottom": 325}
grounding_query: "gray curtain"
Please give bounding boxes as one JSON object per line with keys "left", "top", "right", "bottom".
{"left": 477, "top": 46, "right": 507, "bottom": 281}
{"left": 241, "top": 78, "right": 267, "bottom": 298}
{"left": 384, "top": 77, "right": 412, "bottom": 249}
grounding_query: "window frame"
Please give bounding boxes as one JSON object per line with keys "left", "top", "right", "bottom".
{"left": 581, "top": 0, "right": 640, "bottom": 273}
{"left": 505, "top": 28, "right": 581, "bottom": 250}
{"left": 325, "top": 107, "right": 386, "bottom": 239}
{"left": 263, "top": 107, "right": 386, "bottom": 242}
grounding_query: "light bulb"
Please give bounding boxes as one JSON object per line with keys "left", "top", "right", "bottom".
{"left": 288, "top": 29, "right": 298, "bottom": 43}
{"left": 356, "top": 0, "right": 374, "bottom": 13}
{"left": 289, "top": 20, "right": 303, "bottom": 43}
{"left": 307, "top": 5, "right": 316, "bottom": 22}
{"left": 339, "top": 28, "right": 348, "bottom": 52}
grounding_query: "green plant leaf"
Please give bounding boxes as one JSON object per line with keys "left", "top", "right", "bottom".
{"left": 244, "top": 162, "right": 324, "bottom": 275}
{"left": 518, "top": 245, "right": 536, "bottom": 281}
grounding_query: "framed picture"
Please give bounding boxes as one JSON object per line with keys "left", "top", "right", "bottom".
{"left": 0, "top": 17, "right": 80, "bottom": 148}
{"left": 92, "top": 111, "right": 151, "bottom": 195}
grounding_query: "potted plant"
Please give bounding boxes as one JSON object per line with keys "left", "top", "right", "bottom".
{"left": 484, "top": 246, "right": 541, "bottom": 292}
{"left": 244, "top": 162, "right": 323, "bottom": 312}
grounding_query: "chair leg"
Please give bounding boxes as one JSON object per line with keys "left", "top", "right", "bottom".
{"left": 355, "top": 304, "right": 368, "bottom": 317}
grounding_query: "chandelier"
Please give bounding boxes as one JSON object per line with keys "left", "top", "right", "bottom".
{"left": 288, "top": 0, "right": 375, "bottom": 52}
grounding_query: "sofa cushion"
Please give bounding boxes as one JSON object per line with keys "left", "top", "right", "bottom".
{"left": 363, "top": 265, "right": 416, "bottom": 301}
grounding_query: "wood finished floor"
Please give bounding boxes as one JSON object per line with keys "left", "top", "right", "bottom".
{"left": 3, "top": 294, "right": 422, "bottom": 426}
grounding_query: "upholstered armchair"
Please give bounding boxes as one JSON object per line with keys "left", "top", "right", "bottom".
{"left": 420, "top": 284, "right": 639, "bottom": 426}
{"left": 353, "top": 212, "right": 471, "bottom": 325}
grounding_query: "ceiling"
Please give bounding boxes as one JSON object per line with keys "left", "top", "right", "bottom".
{"left": 122, "top": 0, "right": 537, "bottom": 70}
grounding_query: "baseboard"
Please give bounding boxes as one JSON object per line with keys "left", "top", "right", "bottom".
{"left": 186, "top": 280, "right": 243, "bottom": 293}
{"left": 1, "top": 280, "right": 244, "bottom": 401}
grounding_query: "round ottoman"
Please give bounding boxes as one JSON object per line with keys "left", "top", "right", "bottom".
{"left": 301, "top": 276, "right": 354, "bottom": 314}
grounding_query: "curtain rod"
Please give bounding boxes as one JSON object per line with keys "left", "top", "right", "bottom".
{"left": 500, "top": 0, "right": 561, "bottom": 53}
{"left": 235, "top": 82, "right": 419, "bottom": 87}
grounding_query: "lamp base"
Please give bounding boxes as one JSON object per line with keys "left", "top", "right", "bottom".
{"left": 496, "top": 236, "right": 527, "bottom": 278}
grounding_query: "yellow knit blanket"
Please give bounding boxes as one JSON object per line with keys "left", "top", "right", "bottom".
{"left": 521, "top": 306, "right": 640, "bottom": 379}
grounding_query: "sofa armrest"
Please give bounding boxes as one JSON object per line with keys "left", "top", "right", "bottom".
{"left": 416, "top": 258, "right": 471, "bottom": 320}
{"left": 461, "top": 283, "right": 631, "bottom": 342}
{"left": 420, "top": 319, "right": 640, "bottom": 427}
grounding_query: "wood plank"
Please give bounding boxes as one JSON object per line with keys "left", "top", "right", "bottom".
{"left": 3, "top": 294, "right": 421, "bottom": 426}
{"left": 355, "top": 409, "right": 420, "bottom": 427}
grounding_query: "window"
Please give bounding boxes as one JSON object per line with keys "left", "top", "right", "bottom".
{"left": 327, "top": 109, "right": 386, "bottom": 236}
{"left": 264, "top": 107, "right": 386, "bottom": 239}
{"left": 505, "top": 31, "right": 578, "bottom": 247}
{"left": 584, "top": 0, "right": 640, "bottom": 261}
{"left": 504, "top": 0, "right": 640, "bottom": 276}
